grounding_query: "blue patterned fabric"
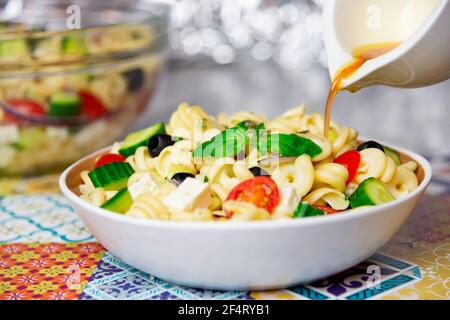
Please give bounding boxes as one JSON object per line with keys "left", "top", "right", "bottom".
{"left": 0, "top": 194, "right": 423, "bottom": 300}
{"left": 0, "top": 194, "right": 94, "bottom": 243}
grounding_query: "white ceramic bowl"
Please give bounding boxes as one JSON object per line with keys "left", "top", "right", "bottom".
{"left": 60, "top": 140, "right": 432, "bottom": 291}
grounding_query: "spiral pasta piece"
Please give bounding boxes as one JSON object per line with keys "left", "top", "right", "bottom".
{"left": 355, "top": 148, "right": 396, "bottom": 184}
{"left": 331, "top": 127, "right": 359, "bottom": 156}
{"left": 171, "top": 208, "right": 214, "bottom": 222}
{"left": 153, "top": 141, "right": 197, "bottom": 178}
{"left": 313, "top": 163, "right": 349, "bottom": 192}
{"left": 402, "top": 160, "right": 418, "bottom": 172}
{"left": 126, "top": 192, "right": 170, "bottom": 220}
{"left": 79, "top": 170, "right": 117, "bottom": 206}
{"left": 89, "top": 74, "right": 127, "bottom": 110}
{"left": 167, "top": 103, "right": 221, "bottom": 140}
{"left": 218, "top": 110, "right": 268, "bottom": 128}
{"left": 272, "top": 155, "right": 314, "bottom": 198}
{"left": 298, "top": 112, "right": 340, "bottom": 137}
{"left": 268, "top": 105, "right": 305, "bottom": 133}
{"left": 110, "top": 142, "right": 122, "bottom": 154}
{"left": 386, "top": 163, "right": 419, "bottom": 198}
{"left": 298, "top": 133, "right": 333, "bottom": 162}
{"left": 223, "top": 201, "right": 270, "bottom": 221}
{"left": 126, "top": 146, "right": 154, "bottom": 172}
{"left": 206, "top": 158, "right": 242, "bottom": 201}
{"left": 80, "top": 187, "right": 106, "bottom": 207}
{"left": 303, "top": 188, "right": 349, "bottom": 210}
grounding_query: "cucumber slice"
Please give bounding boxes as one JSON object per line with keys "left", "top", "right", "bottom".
{"left": 88, "top": 162, "right": 134, "bottom": 191}
{"left": 62, "top": 35, "right": 87, "bottom": 56}
{"left": 383, "top": 146, "right": 401, "bottom": 165}
{"left": 48, "top": 91, "right": 81, "bottom": 117}
{"left": 294, "top": 202, "right": 325, "bottom": 218}
{"left": 349, "top": 177, "right": 395, "bottom": 208}
{"left": 0, "top": 39, "right": 28, "bottom": 57}
{"left": 119, "top": 122, "right": 166, "bottom": 157}
{"left": 101, "top": 188, "right": 133, "bottom": 214}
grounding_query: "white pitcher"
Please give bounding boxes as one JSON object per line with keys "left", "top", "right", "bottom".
{"left": 323, "top": 0, "right": 450, "bottom": 91}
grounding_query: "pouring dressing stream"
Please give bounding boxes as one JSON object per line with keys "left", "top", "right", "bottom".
{"left": 322, "top": 0, "right": 450, "bottom": 138}
{"left": 324, "top": 42, "right": 400, "bottom": 138}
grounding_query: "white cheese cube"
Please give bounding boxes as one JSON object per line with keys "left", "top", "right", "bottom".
{"left": 128, "top": 173, "right": 158, "bottom": 200}
{"left": 273, "top": 186, "right": 300, "bottom": 218}
{"left": 0, "top": 125, "right": 19, "bottom": 144}
{"left": 0, "top": 145, "right": 16, "bottom": 168}
{"left": 163, "top": 177, "right": 212, "bottom": 211}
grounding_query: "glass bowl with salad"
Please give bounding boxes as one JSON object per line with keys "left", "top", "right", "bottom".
{"left": 0, "top": 0, "right": 169, "bottom": 176}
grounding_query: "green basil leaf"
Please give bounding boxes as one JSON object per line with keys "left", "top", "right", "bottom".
{"left": 258, "top": 133, "right": 322, "bottom": 158}
{"left": 192, "top": 127, "right": 247, "bottom": 159}
{"left": 294, "top": 202, "right": 325, "bottom": 218}
{"left": 255, "top": 122, "right": 265, "bottom": 133}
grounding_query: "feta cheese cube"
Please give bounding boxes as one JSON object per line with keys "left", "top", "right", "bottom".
{"left": 273, "top": 186, "right": 300, "bottom": 218}
{"left": 163, "top": 177, "right": 212, "bottom": 211}
{"left": 0, "top": 125, "right": 19, "bottom": 144}
{"left": 0, "top": 145, "right": 16, "bottom": 168}
{"left": 128, "top": 173, "right": 158, "bottom": 200}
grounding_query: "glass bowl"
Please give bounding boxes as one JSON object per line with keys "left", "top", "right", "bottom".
{"left": 0, "top": 0, "right": 169, "bottom": 176}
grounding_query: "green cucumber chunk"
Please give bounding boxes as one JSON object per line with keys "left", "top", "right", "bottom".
{"left": 119, "top": 122, "right": 166, "bottom": 157}
{"left": 88, "top": 162, "right": 134, "bottom": 191}
{"left": 0, "top": 39, "right": 28, "bottom": 57}
{"left": 62, "top": 35, "right": 87, "bottom": 55}
{"left": 294, "top": 202, "right": 325, "bottom": 218}
{"left": 101, "top": 188, "right": 133, "bottom": 214}
{"left": 349, "top": 177, "right": 395, "bottom": 208}
{"left": 48, "top": 91, "right": 81, "bottom": 117}
{"left": 383, "top": 146, "right": 401, "bottom": 165}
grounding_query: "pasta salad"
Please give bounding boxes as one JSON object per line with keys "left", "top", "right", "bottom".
{"left": 78, "top": 103, "right": 420, "bottom": 222}
{"left": 0, "top": 22, "right": 166, "bottom": 175}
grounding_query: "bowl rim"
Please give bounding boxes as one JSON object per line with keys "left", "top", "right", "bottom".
{"left": 0, "top": 1, "right": 170, "bottom": 40}
{"left": 60, "top": 137, "right": 432, "bottom": 230}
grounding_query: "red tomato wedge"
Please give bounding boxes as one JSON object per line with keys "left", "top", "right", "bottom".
{"left": 225, "top": 176, "right": 280, "bottom": 217}
{"left": 4, "top": 99, "right": 46, "bottom": 124}
{"left": 7, "top": 99, "right": 46, "bottom": 116}
{"left": 79, "top": 91, "right": 107, "bottom": 118}
{"left": 334, "top": 150, "right": 361, "bottom": 185}
{"left": 313, "top": 205, "right": 340, "bottom": 214}
{"left": 95, "top": 153, "right": 126, "bottom": 168}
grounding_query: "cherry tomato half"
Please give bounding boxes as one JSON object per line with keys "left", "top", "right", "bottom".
{"left": 7, "top": 99, "right": 46, "bottom": 116}
{"left": 3, "top": 99, "right": 46, "bottom": 124}
{"left": 313, "top": 205, "right": 340, "bottom": 215}
{"left": 79, "top": 91, "right": 107, "bottom": 118}
{"left": 95, "top": 153, "right": 126, "bottom": 168}
{"left": 334, "top": 150, "right": 361, "bottom": 185}
{"left": 226, "top": 176, "right": 280, "bottom": 217}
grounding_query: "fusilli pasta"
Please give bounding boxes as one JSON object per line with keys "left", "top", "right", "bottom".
{"left": 77, "top": 104, "right": 421, "bottom": 222}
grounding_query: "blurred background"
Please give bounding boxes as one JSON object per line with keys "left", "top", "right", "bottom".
{"left": 142, "top": 0, "right": 450, "bottom": 158}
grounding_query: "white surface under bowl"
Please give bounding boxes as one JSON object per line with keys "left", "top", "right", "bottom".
{"left": 59, "top": 140, "right": 432, "bottom": 291}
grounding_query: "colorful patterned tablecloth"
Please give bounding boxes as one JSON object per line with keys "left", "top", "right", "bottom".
{"left": 0, "top": 156, "right": 449, "bottom": 300}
